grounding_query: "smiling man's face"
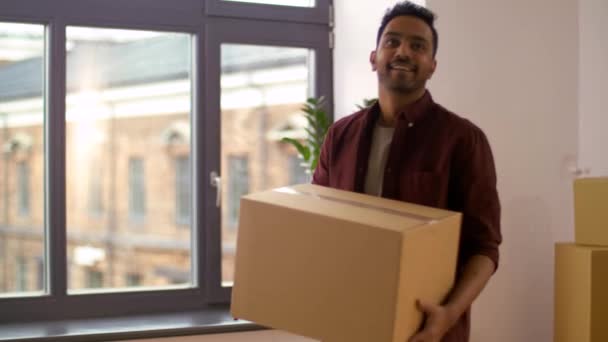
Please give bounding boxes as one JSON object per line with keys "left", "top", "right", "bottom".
{"left": 371, "top": 15, "right": 437, "bottom": 95}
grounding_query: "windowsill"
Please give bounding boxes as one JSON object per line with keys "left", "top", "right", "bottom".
{"left": 0, "top": 307, "right": 264, "bottom": 342}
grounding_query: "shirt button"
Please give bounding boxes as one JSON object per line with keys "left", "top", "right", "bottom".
{"left": 408, "top": 122, "right": 414, "bottom": 128}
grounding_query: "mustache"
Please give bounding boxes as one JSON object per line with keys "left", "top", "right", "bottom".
{"left": 389, "top": 57, "right": 417, "bottom": 69}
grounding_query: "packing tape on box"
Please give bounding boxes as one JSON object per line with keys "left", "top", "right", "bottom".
{"left": 275, "top": 187, "right": 438, "bottom": 224}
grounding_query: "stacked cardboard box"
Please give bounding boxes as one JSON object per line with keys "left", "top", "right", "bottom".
{"left": 555, "top": 178, "right": 608, "bottom": 342}
{"left": 231, "top": 183, "right": 462, "bottom": 342}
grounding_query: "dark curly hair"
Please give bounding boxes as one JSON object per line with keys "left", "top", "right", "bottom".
{"left": 376, "top": 1, "right": 438, "bottom": 57}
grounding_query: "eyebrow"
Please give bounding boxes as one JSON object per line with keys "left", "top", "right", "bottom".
{"left": 383, "top": 31, "right": 403, "bottom": 39}
{"left": 383, "top": 31, "right": 429, "bottom": 44}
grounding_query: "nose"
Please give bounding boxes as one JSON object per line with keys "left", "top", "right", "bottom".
{"left": 395, "top": 43, "right": 412, "bottom": 60}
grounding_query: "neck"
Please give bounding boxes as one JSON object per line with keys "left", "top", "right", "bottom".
{"left": 377, "top": 87, "right": 426, "bottom": 127}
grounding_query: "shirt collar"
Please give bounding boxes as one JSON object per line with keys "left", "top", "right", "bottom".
{"left": 368, "top": 89, "right": 435, "bottom": 125}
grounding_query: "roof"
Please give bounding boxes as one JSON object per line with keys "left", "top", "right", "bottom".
{"left": 0, "top": 36, "right": 308, "bottom": 102}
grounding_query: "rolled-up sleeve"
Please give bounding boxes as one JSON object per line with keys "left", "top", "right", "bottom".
{"left": 452, "top": 126, "right": 502, "bottom": 271}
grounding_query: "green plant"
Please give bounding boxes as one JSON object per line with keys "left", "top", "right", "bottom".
{"left": 281, "top": 96, "right": 330, "bottom": 175}
{"left": 357, "top": 98, "right": 377, "bottom": 110}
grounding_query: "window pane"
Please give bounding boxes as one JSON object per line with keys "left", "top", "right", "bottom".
{"left": 0, "top": 23, "right": 46, "bottom": 297}
{"left": 222, "top": 0, "right": 315, "bottom": 7}
{"left": 65, "top": 27, "right": 193, "bottom": 293}
{"left": 220, "top": 44, "right": 313, "bottom": 286}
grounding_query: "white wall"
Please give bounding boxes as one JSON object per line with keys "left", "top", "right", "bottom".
{"left": 128, "top": 0, "right": 593, "bottom": 341}
{"left": 426, "top": 1, "right": 578, "bottom": 341}
{"left": 332, "top": 0, "right": 425, "bottom": 116}
{"left": 335, "top": 0, "right": 579, "bottom": 341}
{"left": 579, "top": 0, "right": 608, "bottom": 176}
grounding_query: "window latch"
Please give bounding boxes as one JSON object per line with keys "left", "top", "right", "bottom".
{"left": 210, "top": 171, "right": 221, "bottom": 208}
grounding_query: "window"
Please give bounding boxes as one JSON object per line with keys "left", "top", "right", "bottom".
{"left": 225, "top": 156, "right": 249, "bottom": 229}
{"left": 128, "top": 158, "right": 146, "bottom": 222}
{"left": 88, "top": 161, "right": 104, "bottom": 216}
{"left": 0, "top": 0, "right": 332, "bottom": 325}
{"left": 85, "top": 269, "right": 104, "bottom": 289}
{"left": 289, "top": 154, "right": 309, "bottom": 185}
{"left": 175, "top": 156, "right": 191, "bottom": 226}
{"left": 15, "top": 257, "right": 27, "bottom": 291}
{"left": 65, "top": 28, "right": 192, "bottom": 292}
{"left": 126, "top": 273, "right": 142, "bottom": 287}
{"left": 17, "top": 161, "right": 30, "bottom": 217}
{"left": 219, "top": 43, "right": 319, "bottom": 287}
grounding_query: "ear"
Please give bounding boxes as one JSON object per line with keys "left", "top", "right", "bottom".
{"left": 427, "top": 58, "right": 437, "bottom": 80}
{"left": 370, "top": 50, "right": 378, "bottom": 71}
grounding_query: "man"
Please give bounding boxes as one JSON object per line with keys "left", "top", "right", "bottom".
{"left": 312, "top": 2, "right": 502, "bottom": 341}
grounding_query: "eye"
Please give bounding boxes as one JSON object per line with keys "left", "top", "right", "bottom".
{"left": 410, "top": 42, "right": 426, "bottom": 52}
{"left": 411, "top": 42, "right": 425, "bottom": 51}
{"left": 384, "top": 38, "right": 399, "bottom": 48}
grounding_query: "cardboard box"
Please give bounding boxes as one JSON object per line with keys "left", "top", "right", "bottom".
{"left": 574, "top": 177, "right": 608, "bottom": 246}
{"left": 554, "top": 243, "right": 608, "bottom": 342}
{"left": 231, "top": 184, "right": 462, "bottom": 342}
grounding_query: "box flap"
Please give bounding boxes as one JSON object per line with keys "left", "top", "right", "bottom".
{"left": 242, "top": 184, "right": 457, "bottom": 233}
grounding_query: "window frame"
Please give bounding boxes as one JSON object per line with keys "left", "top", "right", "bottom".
{"left": 204, "top": 16, "right": 333, "bottom": 302}
{"left": 0, "top": 0, "right": 333, "bottom": 324}
{"left": 205, "top": 0, "right": 331, "bottom": 25}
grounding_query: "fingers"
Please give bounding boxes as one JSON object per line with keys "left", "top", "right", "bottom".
{"left": 409, "top": 299, "right": 442, "bottom": 342}
{"left": 417, "top": 299, "right": 440, "bottom": 315}
{"left": 408, "top": 329, "right": 439, "bottom": 342}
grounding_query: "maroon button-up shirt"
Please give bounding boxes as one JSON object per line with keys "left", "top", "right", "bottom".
{"left": 312, "top": 91, "right": 501, "bottom": 342}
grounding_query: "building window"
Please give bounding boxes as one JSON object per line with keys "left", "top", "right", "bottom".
{"left": 227, "top": 156, "right": 249, "bottom": 228}
{"left": 15, "top": 257, "right": 27, "bottom": 291}
{"left": 88, "top": 162, "right": 104, "bottom": 216}
{"left": 288, "top": 155, "right": 309, "bottom": 185}
{"left": 36, "top": 257, "right": 44, "bottom": 291}
{"left": 128, "top": 158, "right": 146, "bottom": 222}
{"left": 17, "top": 161, "right": 30, "bottom": 217}
{"left": 125, "top": 273, "right": 141, "bottom": 287}
{"left": 86, "top": 269, "right": 104, "bottom": 288}
{"left": 175, "top": 156, "right": 191, "bottom": 226}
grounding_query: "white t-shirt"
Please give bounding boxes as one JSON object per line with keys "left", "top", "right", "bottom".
{"left": 364, "top": 122, "right": 395, "bottom": 196}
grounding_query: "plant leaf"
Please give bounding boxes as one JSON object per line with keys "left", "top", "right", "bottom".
{"left": 310, "top": 153, "right": 319, "bottom": 172}
{"left": 281, "top": 137, "right": 311, "bottom": 161}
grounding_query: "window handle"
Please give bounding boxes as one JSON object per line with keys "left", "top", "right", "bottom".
{"left": 210, "top": 171, "right": 221, "bottom": 208}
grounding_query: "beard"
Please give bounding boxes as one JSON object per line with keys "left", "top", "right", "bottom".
{"left": 378, "top": 68, "right": 425, "bottom": 94}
